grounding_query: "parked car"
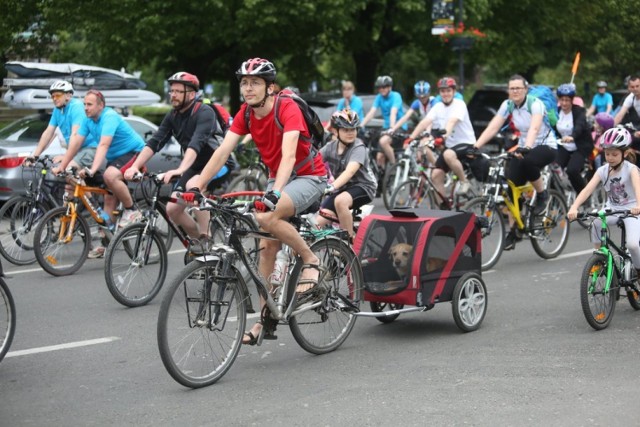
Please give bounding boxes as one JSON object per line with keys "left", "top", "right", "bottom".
{"left": 0, "top": 112, "right": 182, "bottom": 201}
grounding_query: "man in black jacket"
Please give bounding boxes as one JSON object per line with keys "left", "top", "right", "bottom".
{"left": 124, "top": 72, "right": 230, "bottom": 244}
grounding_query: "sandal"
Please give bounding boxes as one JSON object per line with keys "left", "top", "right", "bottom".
{"left": 296, "top": 263, "right": 321, "bottom": 295}
{"left": 242, "top": 321, "right": 263, "bottom": 346}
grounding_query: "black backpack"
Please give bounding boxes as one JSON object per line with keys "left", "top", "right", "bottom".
{"left": 244, "top": 89, "right": 331, "bottom": 150}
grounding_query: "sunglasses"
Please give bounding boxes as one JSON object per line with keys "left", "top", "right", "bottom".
{"left": 51, "top": 93, "right": 66, "bottom": 100}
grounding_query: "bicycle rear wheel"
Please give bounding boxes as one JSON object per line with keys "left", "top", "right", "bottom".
{"left": 289, "top": 238, "right": 363, "bottom": 355}
{"left": 0, "top": 196, "right": 51, "bottom": 265}
{"left": 0, "top": 278, "right": 16, "bottom": 362}
{"left": 382, "top": 161, "right": 407, "bottom": 210}
{"left": 34, "top": 207, "right": 91, "bottom": 276}
{"left": 104, "top": 223, "right": 167, "bottom": 307}
{"left": 389, "top": 178, "right": 436, "bottom": 209}
{"left": 157, "top": 260, "right": 246, "bottom": 388}
{"left": 463, "top": 196, "right": 506, "bottom": 270}
{"left": 529, "top": 190, "right": 569, "bottom": 259}
{"left": 580, "top": 253, "right": 616, "bottom": 330}
{"left": 226, "top": 174, "right": 266, "bottom": 194}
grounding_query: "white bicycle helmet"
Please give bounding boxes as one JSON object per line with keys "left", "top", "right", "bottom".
{"left": 235, "top": 58, "right": 277, "bottom": 83}
{"left": 600, "top": 126, "right": 632, "bottom": 149}
{"left": 49, "top": 80, "right": 74, "bottom": 94}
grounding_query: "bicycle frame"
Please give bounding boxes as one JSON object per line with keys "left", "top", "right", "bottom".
{"left": 59, "top": 176, "right": 112, "bottom": 241}
{"left": 590, "top": 211, "right": 631, "bottom": 294}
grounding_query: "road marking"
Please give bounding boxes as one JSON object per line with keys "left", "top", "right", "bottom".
{"left": 550, "top": 249, "right": 593, "bottom": 261}
{"left": 5, "top": 336, "right": 121, "bottom": 358}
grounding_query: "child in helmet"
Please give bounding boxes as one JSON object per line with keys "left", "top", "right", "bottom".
{"left": 316, "top": 110, "right": 378, "bottom": 240}
{"left": 568, "top": 127, "right": 640, "bottom": 273}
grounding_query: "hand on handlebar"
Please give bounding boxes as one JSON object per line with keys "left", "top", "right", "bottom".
{"left": 181, "top": 187, "right": 205, "bottom": 204}
{"left": 254, "top": 190, "right": 280, "bottom": 212}
{"left": 324, "top": 184, "right": 336, "bottom": 195}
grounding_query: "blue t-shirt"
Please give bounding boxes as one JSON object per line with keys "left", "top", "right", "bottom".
{"left": 336, "top": 95, "right": 364, "bottom": 120}
{"left": 373, "top": 91, "right": 405, "bottom": 129}
{"left": 590, "top": 92, "right": 613, "bottom": 113}
{"left": 49, "top": 98, "right": 97, "bottom": 148}
{"left": 410, "top": 98, "right": 432, "bottom": 119}
{"left": 78, "top": 107, "right": 144, "bottom": 162}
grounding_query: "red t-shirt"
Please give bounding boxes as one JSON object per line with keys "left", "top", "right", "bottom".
{"left": 230, "top": 97, "right": 326, "bottom": 178}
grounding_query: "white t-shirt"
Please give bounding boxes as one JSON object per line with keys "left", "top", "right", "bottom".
{"left": 622, "top": 93, "right": 640, "bottom": 117}
{"left": 556, "top": 110, "right": 577, "bottom": 151}
{"left": 596, "top": 160, "right": 638, "bottom": 209}
{"left": 425, "top": 98, "right": 475, "bottom": 148}
{"left": 497, "top": 96, "right": 557, "bottom": 149}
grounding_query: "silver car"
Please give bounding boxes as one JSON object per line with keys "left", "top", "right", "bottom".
{"left": 0, "top": 113, "right": 182, "bottom": 201}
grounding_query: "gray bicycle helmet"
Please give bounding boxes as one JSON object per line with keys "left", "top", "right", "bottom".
{"left": 375, "top": 75, "right": 393, "bottom": 88}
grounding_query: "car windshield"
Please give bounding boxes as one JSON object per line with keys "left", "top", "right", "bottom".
{"left": 0, "top": 115, "right": 49, "bottom": 142}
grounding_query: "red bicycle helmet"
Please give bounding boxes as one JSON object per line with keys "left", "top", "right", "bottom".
{"left": 167, "top": 72, "right": 200, "bottom": 91}
{"left": 437, "top": 77, "right": 456, "bottom": 89}
{"left": 235, "top": 58, "right": 277, "bottom": 83}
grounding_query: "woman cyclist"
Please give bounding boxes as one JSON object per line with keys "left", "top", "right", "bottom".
{"left": 555, "top": 83, "right": 593, "bottom": 195}
{"left": 474, "top": 74, "right": 558, "bottom": 250}
{"left": 568, "top": 127, "right": 640, "bottom": 276}
{"left": 316, "top": 110, "right": 377, "bottom": 241}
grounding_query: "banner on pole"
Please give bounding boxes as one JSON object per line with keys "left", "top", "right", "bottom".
{"left": 431, "top": 0, "right": 455, "bottom": 36}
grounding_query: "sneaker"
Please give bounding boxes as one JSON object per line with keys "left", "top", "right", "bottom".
{"left": 533, "top": 190, "right": 549, "bottom": 215}
{"left": 118, "top": 209, "right": 143, "bottom": 228}
{"left": 456, "top": 180, "right": 471, "bottom": 195}
{"left": 504, "top": 231, "right": 517, "bottom": 251}
{"left": 88, "top": 246, "right": 106, "bottom": 259}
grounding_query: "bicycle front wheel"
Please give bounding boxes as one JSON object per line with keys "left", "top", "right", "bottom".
{"left": 0, "top": 196, "right": 51, "bottom": 265}
{"left": 289, "top": 238, "right": 363, "bottom": 355}
{"left": 157, "top": 260, "right": 246, "bottom": 388}
{"left": 389, "top": 178, "right": 436, "bottom": 210}
{"left": 0, "top": 278, "right": 16, "bottom": 362}
{"left": 580, "top": 253, "right": 616, "bottom": 330}
{"left": 529, "top": 190, "right": 570, "bottom": 259}
{"left": 463, "top": 196, "right": 506, "bottom": 270}
{"left": 34, "top": 207, "right": 91, "bottom": 276}
{"left": 382, "top": 161, "right": 407, "bottom": 210}
{"left": 105, "top": 223, "right": 168, "bottom": 307}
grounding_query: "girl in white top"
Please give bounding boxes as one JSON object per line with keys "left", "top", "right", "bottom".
{"left": 568, "top": 127, "right": 640, "bottom": 272}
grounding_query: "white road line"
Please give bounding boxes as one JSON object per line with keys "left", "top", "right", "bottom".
{"left": 5, "top": 336, "right": 121, "bottom": 358}
{"left": 550, "top": 249, "right": 594, "bottom": 261}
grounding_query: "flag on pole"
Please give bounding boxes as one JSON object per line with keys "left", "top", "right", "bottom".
{"left": 571, "top": 52, "right": 581, "bottom": 76}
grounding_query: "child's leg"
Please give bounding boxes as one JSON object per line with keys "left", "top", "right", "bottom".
{"left": 623, "top": 216, "right": 640, "bottom": 268}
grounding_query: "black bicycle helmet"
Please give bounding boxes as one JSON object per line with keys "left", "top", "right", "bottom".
{"left": 374, "top": 75, "right": 393, "bottom": 88}
{"left": 331, "top": 109, "right": 361, "bottom": 129}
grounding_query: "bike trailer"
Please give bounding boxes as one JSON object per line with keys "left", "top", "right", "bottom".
{"left": 353, "top": 209, "right": 481, "bottom": 307}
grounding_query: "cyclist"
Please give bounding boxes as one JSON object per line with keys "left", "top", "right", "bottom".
{"left": 555, "top": 83, "right": 593, "bottom": 194}
{"left": 124, "top": 72, "right": 231, "bottom": 247}
{"left": 614, "top": 74, "right": 640, "bottom": 153}
{"left": 191, "top": 57, "right": 327, "bottom": 345}
{"left": 408, "top": 77, "right": 483, "bottom": 200}
{"left": 360, "top": 75, "right": 405, "bottom": 167}
{"left": 28, "top": 81, "right": 97, "bottom": 169}
{"left": 316, "top": 110, "right": 377, "bottom": 241}
{"left": 53, "top": 89, "right": 145, "bottom": 257}
{"left": 335, "top": 80, "right": 364, "bottom": 120}
{"left": 568, "top": 127, "right": 640, "bottom": 276}
{"left": 586, "top": 80, "right": 613, "bottom": 117}
{"left": 474, "top": 74, "right": 557, "bottom": 250}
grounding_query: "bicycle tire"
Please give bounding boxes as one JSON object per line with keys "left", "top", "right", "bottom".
{"left": 226, "top": 174, "right": 266, "bottom": 194}
{"left": 369, "top": 301, "right": 403, "bottom": 323}
{"left": 462, "top": 196, "right": 506, "bottom": 270}
{"left": 529, "top": 190, "right": 570, "bottom": 259}
{"left": 289, "top": 238, "right": 363, "bottom": 355}
{"left": 580, "top": 253, "right": 616, "bottom": 330}
{"left": 627, "top": 285, "right": 640, "bottom": 310}
{"left": 0, "top": 278, "right": 16, "bottom": 363}
{"left": 389, "top": 178, "right": 436, "bottom": 210}
{"left": 0, "top": 196, "right": 51, "bottom": 265}
{"left": 451, "top": 272, "right": 488, "bottom": 332}
{"left": 104, "top": 223, "right": 168, "bottom": 307}
{"left": 157, "top": 259, "right": 246, "bottom": 388}
{"left": 382, "top": 161, "right": 408, "bottom": 210}
{"left": 34, "top": 206, "right": 91, "bottom": 276}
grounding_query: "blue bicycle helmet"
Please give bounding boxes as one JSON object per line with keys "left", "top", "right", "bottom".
{"left": 414, "top": 81, "right": 430, "bottom": 97}
{"left": 556, "top": 83, "right": 576, "bottom": 98}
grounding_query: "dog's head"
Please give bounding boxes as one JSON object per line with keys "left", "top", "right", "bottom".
{"left": 389, "top": 243, "right": 413, "bottom": 275}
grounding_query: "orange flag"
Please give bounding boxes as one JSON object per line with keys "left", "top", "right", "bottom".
{"left": 571, "top": 52, "right": 581, "bottom": 75}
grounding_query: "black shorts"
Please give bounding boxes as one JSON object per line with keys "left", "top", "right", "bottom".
{"left": 435, "top": 144, "right": 489, "bottom": 182}
{"left": 107, "top": 151, "right": 140, "bottom": 174}
{"left": 320, "top": 186, "right": 372, "bottom": 213}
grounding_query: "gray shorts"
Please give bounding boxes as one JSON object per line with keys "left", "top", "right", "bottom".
{"left": 267, "top": 175, "right": 327, "bottom": 215}
{"left": 73, "top": 147, "right": 96, "bottom": 168}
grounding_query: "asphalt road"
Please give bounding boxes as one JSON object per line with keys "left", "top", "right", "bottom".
{"left": 1, "top": 206, "right": 639, "bottom": 426}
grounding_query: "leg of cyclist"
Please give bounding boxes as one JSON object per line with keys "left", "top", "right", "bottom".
{"left": 106, "top": 152, "right": 143, "bottom": 226}
{"left": 446, "top": 145, "right": 472, "bottom": 194}
{"left": 378, "top": 133, "right": 396, "bottom": 166}
{"left": 566, "top": 151, "right": 587, "bottom": 194}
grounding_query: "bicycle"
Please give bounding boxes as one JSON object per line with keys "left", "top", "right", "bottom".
{"left": 32, "top": 168, "right": 121, "bottom": 276}
{"left": 0, "top": 156, "right": 65, "bottom": 265}
{"left": 104, "top": 173, "right": 261, "bottom": 308}
{"left": 0, "top": 258, "right": 16, "bottom": 363}
{"left": 577, "top": 210, "right": 640, "bottom": 330}
{"left": 225, "top": 146, "right": 268, "bottom": 194}
{"left": 157, "top": 195, "right": 363, "bottom": 388}
{"left": 463, "top": 152, "right": 570, "bottom": 270}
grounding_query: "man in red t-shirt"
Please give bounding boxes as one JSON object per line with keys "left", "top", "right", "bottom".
{"left": 194, "top": 58, "right": 328, "bottom": 345}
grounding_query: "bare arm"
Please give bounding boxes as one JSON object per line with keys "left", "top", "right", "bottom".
{"left": 389, "top": 109, "right": 415, "bottom": 133}
{"left": 360, "top": 107, "right": 377, "bottom": 128}
{"left": 273, "top": 130, "right": 299, "bottom": 193}
{"left": 614, "top": 105, "right": 629, "bottom": 126}
{"left": 332, "top": 162, "right": 361, "bottom": 189}
{"left": 475, "top": 114, "right": 507, "bottom": 148}
{"left": 409, "top": 115, "right": 433, "bottom": 140}
{"left": 195, "top": 131, "right": 242, "bottom": 191}
{"left": 87, "top": 135, "right": 113, "bottom": 177}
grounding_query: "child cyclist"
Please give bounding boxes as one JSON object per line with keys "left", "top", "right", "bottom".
{"left": 316, "top": 110, "right": 377, "bottom": 241}
{"left": 568, "top": 127, "right": 640, "bottom": 275}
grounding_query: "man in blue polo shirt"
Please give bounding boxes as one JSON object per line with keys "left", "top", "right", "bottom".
{"left": 29, "top": 81, "right": 97, "bottom": 168}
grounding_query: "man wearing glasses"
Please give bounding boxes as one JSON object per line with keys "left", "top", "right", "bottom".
{"left": 29, "top": 81, "right": 97, "bottom": 169}
{"left": 125, "top": 72, "right": 230, "bottom": 248}
{"left": 53, "top": 89, "right": 145, "bottom": 257}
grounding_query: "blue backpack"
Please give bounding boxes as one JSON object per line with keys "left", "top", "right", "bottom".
{"left": 507, "top": 85, "right": 558, "bottom": 135}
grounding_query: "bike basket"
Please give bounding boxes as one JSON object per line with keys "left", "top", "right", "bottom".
{"left": 353, "top": 209, "right": 481, "bottom": 306}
